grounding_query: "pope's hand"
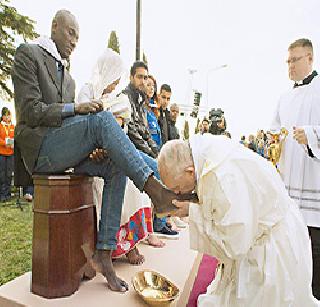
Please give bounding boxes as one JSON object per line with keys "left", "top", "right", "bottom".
{"left": 172, "top": 200, "right": 190, "bottom": 217}
{"left": 293, "top": 127, "right": 308, "bottom": 145}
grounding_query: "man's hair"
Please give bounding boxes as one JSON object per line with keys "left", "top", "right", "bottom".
{"left": 158, "top": 140, "right": 193, "bottom": 179}
{"left": 1, "top": 107, "right": 10, "bottom": 117}
{"left": 289, "top": 38, "right": 313, "bottom": 54}
{"left": 202, "top": 118, "right": 209, "bottom": 124}
{"left": 130, "top": 61, "right": 148, "bottom": 77}
{"left": 160, "top": 84, "right": 171, "bottom": 93}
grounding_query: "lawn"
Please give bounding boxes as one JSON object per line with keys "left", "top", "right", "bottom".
{"left": 0, "top": 200, "right": 33, "bottom": 286}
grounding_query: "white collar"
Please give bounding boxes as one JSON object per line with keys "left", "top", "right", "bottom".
{"left": 33, "top": 35, "right": 68, "bottom": 67}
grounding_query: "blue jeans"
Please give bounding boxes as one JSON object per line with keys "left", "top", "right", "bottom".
{"left": 34, "top": 111, "right": 152, "bottom": 250}
{"left": 138, "top": 151, "right": 167, "bottom": 231}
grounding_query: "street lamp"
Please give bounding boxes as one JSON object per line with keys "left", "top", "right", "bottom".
{"left": 206, "top": 64, "right": 227, "bottom": 109}
{"left": 185, "top": 68, "right": 197, "bottom": 105}
{"left": 136, "top": 0, "right": 142, "bottom": 61}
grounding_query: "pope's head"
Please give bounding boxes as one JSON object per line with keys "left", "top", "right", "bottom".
{"left": 158, "top": 140, "right": 196, "bottom": 194}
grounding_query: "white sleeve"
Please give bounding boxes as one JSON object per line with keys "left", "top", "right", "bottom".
{"left": 270, "top": 99, "right": 281, "bottom": 131}
{"left": 303, "top": 125, "right": 320, "bottom": 160}
{"left": 189, "top": 170, "right": 258, "bottom": 261}
{"left": 77, "top": 84, "right": 93, "bottom": 104}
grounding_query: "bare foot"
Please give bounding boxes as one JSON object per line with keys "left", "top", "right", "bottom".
{"left": 126, "top": 247, "right": 145, "bottom": 265}
{"left": 92, "top": 250, "right": 129, "bottom": 292}
{"left": 143, "top": 176, "right": 198, "bottom": 214}
{"left": 147, "top": 234, "right": 165, "bottom": 248}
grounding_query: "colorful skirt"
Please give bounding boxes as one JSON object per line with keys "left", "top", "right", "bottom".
{"left": 111, "top": 207, "right": 153, "bottom": 258}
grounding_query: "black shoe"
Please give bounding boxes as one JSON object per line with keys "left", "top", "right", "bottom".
{"left": 154, "top": 225, "right": 180, "bottom": 239}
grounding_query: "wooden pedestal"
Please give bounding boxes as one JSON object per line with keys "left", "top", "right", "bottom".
{"left": 31, "top": 175, "right": 96, "bottom": 298}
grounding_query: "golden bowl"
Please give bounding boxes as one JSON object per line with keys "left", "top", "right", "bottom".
{"left": 132, "top": 270, "right": 180, "bottom": 306}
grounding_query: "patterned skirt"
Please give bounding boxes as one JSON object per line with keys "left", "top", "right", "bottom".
{"left": 111, "top": 207, "right": 153, "bottom": 258}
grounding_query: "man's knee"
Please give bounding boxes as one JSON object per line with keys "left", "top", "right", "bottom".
{"left": 96, "top": 111, "right": 115, "bottom": 123}
{"left": 99, "top": 159, "right": 125, "bottom": 181}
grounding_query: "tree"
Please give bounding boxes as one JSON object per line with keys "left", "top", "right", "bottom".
{"left": 194, "top": 117, "right": 200, "bottom": 134}
{"left": 107, "top": 30, "right": 120, "bottom": 54}
{"left": 183, "top": 120, "right": 190, "bottom": 140}
{"left": 0, "top": 0, "right": 38, "bottom": 100}
{"left": 143, "top": 52, "right": 148, "bottom": 65}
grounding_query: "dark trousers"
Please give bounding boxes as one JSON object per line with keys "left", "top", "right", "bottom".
{"left": 309, "top": 226, "right": 320, "bottom": 299}
{"left": 0, "top": 155, "right": 14, "bottom": 200}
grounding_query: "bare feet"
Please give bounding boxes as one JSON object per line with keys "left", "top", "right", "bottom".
{"left": 143, "top": 176, "right": 179, "bottom": 214}
{"left": 92, "top": 250, "right": 129, "bottom": 292}
{"left": 147, "top": 234, "right": 165, "bottom": 248}
{"left": 126, "top": 246, "right": 145, "bottom": 265}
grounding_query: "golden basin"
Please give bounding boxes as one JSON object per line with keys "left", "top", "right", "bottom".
{"left": 132, "top": 270, "right": 180, "bottom": 306}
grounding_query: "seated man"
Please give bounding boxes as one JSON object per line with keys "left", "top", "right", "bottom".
{"left": 158, "top": 134, "right": 318, "bottom": 306}
{"left": 11, "top": 9, "right": 182, "bottom": 293}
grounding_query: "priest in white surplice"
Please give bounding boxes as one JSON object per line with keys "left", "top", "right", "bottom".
{"left": 271, "top": 38, "right": 320, "bottom": 299}
{"left": 158, "top": 135, "right": 318, "bottom": 306}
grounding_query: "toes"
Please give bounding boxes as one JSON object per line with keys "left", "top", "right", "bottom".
{"left": 107, "top": 277, "right": 129, "bottom": 292}
{"left": 119, "top": 279, "right": 129, "bottom": 291}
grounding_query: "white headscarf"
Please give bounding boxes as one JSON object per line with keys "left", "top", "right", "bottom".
{"left": 90, "top": 48, "right": 127, "bottom": 100}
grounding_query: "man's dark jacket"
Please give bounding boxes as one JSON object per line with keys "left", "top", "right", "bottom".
{"left": 123, "top": 84, "right": 159, "bottom": 158}
{"left": 158, "top": 107, "right": 170, "bottom": 144}
{"left": 168, "top": 117, "right": 180, "bottom": 140}
{"left": 11, "top": 43, "right": 75, "bottom": 185}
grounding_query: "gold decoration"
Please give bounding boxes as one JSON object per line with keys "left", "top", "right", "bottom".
{"left": 269, "top": 128, "right": 288, "bottom": 170}
{"left": 132, "top": 270, "right": 180, "bottom": 306}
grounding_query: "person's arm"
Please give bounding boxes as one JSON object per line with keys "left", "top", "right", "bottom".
{"left": 294, "top": 126, "right": 320, "bottom": 160}
{"left": 127, "top": 121, "right": 157, "bottom": 158}
{"left": 12, "top": 44, "right": 67, "bottom": 127}
{"left": 0, "top": 125, "right": 6, "bottom": 146}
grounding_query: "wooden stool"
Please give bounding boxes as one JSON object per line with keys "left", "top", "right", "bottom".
{"left": 31, "top": 175, "right": 96, "bottom": 298}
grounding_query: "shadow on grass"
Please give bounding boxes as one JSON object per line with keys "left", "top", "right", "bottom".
{"left": 0, "top": 199, "right": 33, "bottom": 286}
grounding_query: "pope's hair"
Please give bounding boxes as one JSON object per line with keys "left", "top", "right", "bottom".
{"left": 158, "top": 140, "right": 193, "bottom": 179}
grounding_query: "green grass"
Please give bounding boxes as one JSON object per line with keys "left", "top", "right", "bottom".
{"left": 0, "top": 200, "right": 33, "bottom": 286}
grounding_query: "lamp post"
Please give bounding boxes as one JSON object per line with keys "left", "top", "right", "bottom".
{"left": 206, "top": 64, "right": 227, "bottom": 110}
{"left": 136, "top": 0, "right": 142, "bottom": 61}
{"left": 187, "top": 68, "right": 197, "bottom": 104}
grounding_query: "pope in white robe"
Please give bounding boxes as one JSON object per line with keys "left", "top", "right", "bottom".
{"left": 158, "top": 135, "right": 318, "bottom": 306}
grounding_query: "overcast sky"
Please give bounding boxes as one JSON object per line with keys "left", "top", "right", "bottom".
{"left": 3, "top": 0, "right": 320, "bottom": 139}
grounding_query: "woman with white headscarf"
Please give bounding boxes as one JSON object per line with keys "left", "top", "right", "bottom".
{"left": 78, "top": 49, "right": 155, "bottom": 264}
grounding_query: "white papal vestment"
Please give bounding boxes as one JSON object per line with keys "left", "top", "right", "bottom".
{"left": 188, "top": 134, "right": 318, "bottom": 307}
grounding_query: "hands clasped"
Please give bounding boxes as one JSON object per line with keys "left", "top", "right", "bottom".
{"left": 75, "top": 100, "right": 103, "bottom": 115}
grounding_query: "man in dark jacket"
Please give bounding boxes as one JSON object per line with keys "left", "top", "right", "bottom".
{"left": 123, "top": 62, "right": 159, "bottom": 158}
{"left": 168, "top": 103, "right": 180, "bottom": 140}
{"left": 158, "top": 84, "right": 172, "bottom": 144}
